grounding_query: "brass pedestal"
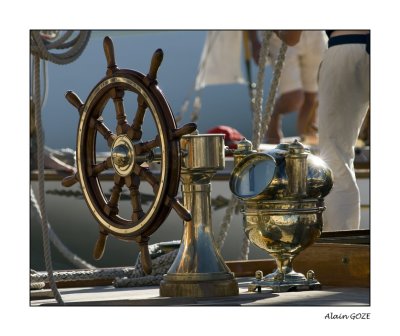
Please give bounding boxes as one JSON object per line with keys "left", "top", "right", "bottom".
{"left": 159, "top": 134, "right": 238, "bottom": 297}
{"left": 160, "top": 274, "right": 238, "bottom": 297}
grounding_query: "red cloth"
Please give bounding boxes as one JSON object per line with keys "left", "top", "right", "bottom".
{"left": 207, "top": 125, "right": 244, "bottom": 150}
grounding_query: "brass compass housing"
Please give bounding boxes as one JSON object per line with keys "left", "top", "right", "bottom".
{"left": 230, "top": 140, "right": 333, "bottom": 292}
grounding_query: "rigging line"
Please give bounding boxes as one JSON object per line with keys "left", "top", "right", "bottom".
{"left": 30, "top": 30, "right": 91, "bottom": 65}
{"left": 259, "top": 41, "right": 287, "bottom": 147}
{"left": 252, "top": 30, "right": 273, "bottom": 148}
{"left": 43, "top": 30, "right": 73, "bottom": 50}
{"left": 41, "top": 59, "right": 48, "bottom": 109}
{"left": 33, "top": 55, "right": 64, "bottom": 304}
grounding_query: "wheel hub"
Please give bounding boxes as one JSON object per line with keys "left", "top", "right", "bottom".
{"left": 111, "top": 135, "right": 135, "bottom": 177}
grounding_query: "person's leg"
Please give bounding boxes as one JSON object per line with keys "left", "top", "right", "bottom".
{"left": 297, "top": 91, "right": 317, "bottom": 136}
{"left": 297, "top": 31, "right": 327, "bottom": 142}
{"left": 265, "top": 37, "right": 302, "bottom": 144}
{"left": 318, "top": 44, "right": 369, "bottom": 231}
{"left": 265, "top": 89, "right": 304, "bottom": 143}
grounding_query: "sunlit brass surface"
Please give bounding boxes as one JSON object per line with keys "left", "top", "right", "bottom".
{"left": 233, "top": 137, "right": 256, "bottom": 166}
{"left": 160, "top": 134, "right": 238, "bottom": 297}
{"left": 111, "top": 135, "right": 135, "bottom": 177}
{"left": 244, "top": 199, "right": 324, "bottom": 292}
{"left": 230, "top": 142, "right": 333, "bottom": 201}
{"left": 230, "top": 140, "right": 333, "bottom": 292}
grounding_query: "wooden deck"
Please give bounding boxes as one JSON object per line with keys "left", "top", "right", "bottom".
{"left": 30, "top": 278, "right": 369, "bottom": 306}
{"left": 30, "top": 241, "right": 370, "bottom": 306}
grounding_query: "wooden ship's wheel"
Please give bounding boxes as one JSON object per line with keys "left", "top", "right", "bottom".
{"left": 62, "top": 36, "right": 196, "bottom": 273}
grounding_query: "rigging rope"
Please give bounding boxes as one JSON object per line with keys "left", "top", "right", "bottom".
{"left": 252, "top": 31, "right": 273, "bottom": 146}
{"left": 33, "top": 54, "right": 63, "bottom": 304}
{"left": 30, "top": 243, "right": 179, "bottom": 289}
{"left": 217, "top": 31, "right": 287, "bottom": 260}
{"left": 257, "top": 40, "right": 287, "bottom": 149}
{"left": 30, "top": 31, "right": 91, "bottom": 303}
{"left": 30, "top": 30, "right": 91, "bottom": 65}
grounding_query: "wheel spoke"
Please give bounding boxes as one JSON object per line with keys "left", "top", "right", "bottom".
{"left": 128, "top": 95, "right": 147, "bottom": 140}
{"left": 133, "top": 164, "right": 159, "bottom": 193}
{"left": 134, "top": 135, "right": 160, "bottom": 155}
{"left": 125, "top": 174, "right": 145, "bottom": 222}
{"left": 112, "top": 87, "right": 130, "bottom": 135}
{"left": 104, "top": 175, "right": 124, "bottom": 216}
{"left": 91, "top": 116, "right": 116, "bottom": 147}
{"left": 89, "top": 157, "right": 113, "bottom": 177}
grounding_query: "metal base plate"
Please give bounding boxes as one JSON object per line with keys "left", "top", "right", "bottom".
{"left": 159, "top": 274, "right": 239, "bottom": 298}
{"left": 248, "top": 278, "right": 322, "bottom": 293}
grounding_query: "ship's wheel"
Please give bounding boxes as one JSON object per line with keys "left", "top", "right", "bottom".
{"left": 62, "top": 36, "right": 196, "bottom": 273}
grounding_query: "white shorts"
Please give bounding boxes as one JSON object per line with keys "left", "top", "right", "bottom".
{"left": 269, "top": 31, "right": 327, "bottom": 94}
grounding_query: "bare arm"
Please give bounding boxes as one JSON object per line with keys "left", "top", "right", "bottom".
{"left": 274, "top": 30, "right": 302, "bottom": 46}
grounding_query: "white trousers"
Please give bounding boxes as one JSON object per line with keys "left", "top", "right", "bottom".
{"left": 318, "top": 43, "right": 369, "bottom": 231}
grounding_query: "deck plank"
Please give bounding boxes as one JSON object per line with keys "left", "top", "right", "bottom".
{"left": 30, "top": 278, "right": 369, "bottom": 306}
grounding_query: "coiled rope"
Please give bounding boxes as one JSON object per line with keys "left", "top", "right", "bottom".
{"left": 30, "top": 30, "right": 91, "bottom": 65}
{"left": 30, "top": 243, "right": 179, "bottom": 289}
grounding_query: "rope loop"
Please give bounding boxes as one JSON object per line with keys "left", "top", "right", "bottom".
{"left": 30, "top": 30, "right": 91, "bottom": 65}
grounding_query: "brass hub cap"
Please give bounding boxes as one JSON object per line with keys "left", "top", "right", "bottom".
{"left": 111, "top": 135, "right": 135, "bottom": 177}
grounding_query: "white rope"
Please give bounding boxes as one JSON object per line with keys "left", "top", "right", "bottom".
{"left": 30, "top": 30, "right": 91, "bottom": 65}
{"left": 30, "top": 245, "right": 179, "bottom": 289}
{"left": 258, "top": 41, "right": 287, "bottom": 148}
{"left": 239, "top": 218, "right": 251, "bottom": 260}
{"left": 33, "top": 55, "right": 63, "bottom": 304}
{"left": 30, "top": 30, "right": 91, "bottom": 303}
{"left": 252, "top": 31, "right": 273, "bottom": 147}
{"left": 114, "top": 249, "right": 178, "bottom": 287}
{"left": 30, "top": 267, "right": 135, "bottom": 284}
{"left": 239, "top": 31, "right": 287, "bottom": 259}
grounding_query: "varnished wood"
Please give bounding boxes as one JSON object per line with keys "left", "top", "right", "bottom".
{"left": 129, "top": 184, "right": 145, "bottom": 222}
{"left": 92, "top": 117, "right": 116, "bottom": 147}
{"left": 93, "top": 230, "right": 108, "bottom": 260}
{"left": 166, "top": 196, "right": 192, "bottom": 222}
{"left": 65, "top": 90, "right": 84, "bottom": 114}
{"left": 135, "top": 136, "right": 160, "bottom": 155}
{"left": 172, "top": 122, "right": 197, "bottom": 139}
{"left": 111, "top": 88, "right": 130, "bottom": 135}
{"left": 144, "top": 49, "right": 163, "bottom": 86}
{"left": 103, "top": 36, "right": 118, "bottom": 75}
{"left": 61, "top": 172, "right": 79, "bottom": 187}
{"left": 129, "top": 95, "right": 147, "bottom": 140}
{"left": 137, "top": 238, "right": 152, "bottom": 274}
{"left": 61, "top": 37, "right": 194, "bottom": 247}
{"left": 89, "top": 157, "right": 112, "bottom": 177}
